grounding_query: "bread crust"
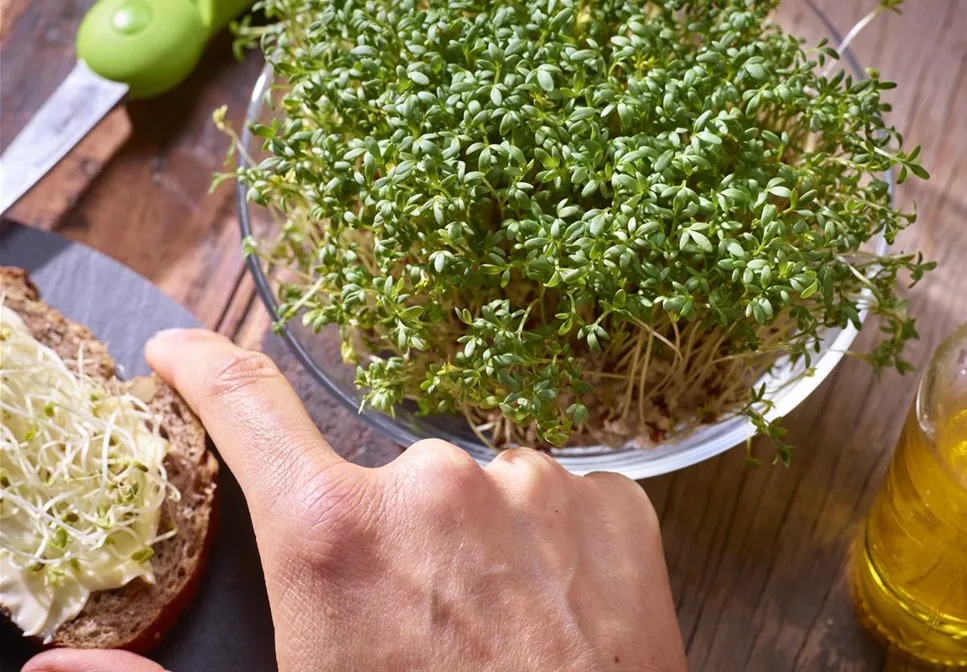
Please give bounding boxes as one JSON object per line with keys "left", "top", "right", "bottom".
{"left": 0, "top": 266, "right": 218, "bottom": 651}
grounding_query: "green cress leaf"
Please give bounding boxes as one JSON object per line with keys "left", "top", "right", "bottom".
{"left": 229, "top": 0, "right": 930, "bottom": 454}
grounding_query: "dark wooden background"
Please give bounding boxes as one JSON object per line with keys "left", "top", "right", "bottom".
{"left": 2, "top": 1, "right": 965, "bottom": 670}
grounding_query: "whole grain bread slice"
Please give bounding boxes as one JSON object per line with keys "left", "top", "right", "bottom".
{"left": 0, "top": 266, "right": 219, "bottom": 652}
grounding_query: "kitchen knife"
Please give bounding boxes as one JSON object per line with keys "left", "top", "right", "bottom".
{"left": 0, "top": 0, "right": 253, "bottom": 215}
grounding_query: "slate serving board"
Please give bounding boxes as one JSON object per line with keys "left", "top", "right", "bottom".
{"left": 0, "top": 221, "right": 277, "bottom": 672}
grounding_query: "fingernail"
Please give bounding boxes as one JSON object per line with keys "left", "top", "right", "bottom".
{"left": 149, "top": 327, "right": 188, "bottom": 343}
{"left": 146, "top": 329, "right": 194, "bottom": 371}
{"left": 149, "top": 328, "right": 218, "bottom": 349}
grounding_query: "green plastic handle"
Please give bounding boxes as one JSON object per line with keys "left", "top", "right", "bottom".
{"left": 76, "top": 0, "right": 254, "bottom": 99}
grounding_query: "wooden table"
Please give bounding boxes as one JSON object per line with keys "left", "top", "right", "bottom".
{"left": 2, "top": 1, "right": 965, "bottom": 670}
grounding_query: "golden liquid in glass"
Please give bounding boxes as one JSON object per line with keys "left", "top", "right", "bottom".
{"left": 852, "top": 407, "right": 967, "bottom": 665}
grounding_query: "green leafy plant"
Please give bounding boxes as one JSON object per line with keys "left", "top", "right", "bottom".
{"left": 224, "top": 0, "right": 932, "bottom": 460}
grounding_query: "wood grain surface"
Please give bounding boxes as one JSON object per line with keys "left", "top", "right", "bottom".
{"left": 0, "top": 0, "right": 30, "bottom": 40}
{"left": 1, "top": 1, "right": 965, "bottom": 670}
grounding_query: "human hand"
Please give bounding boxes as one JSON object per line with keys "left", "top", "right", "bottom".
{"left": 24, "top": 329, "right": 686, "bottom": 672}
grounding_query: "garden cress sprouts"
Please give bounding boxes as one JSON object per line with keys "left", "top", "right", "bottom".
{"left": 226, "top": 0, "right": 932, "bottom": 460}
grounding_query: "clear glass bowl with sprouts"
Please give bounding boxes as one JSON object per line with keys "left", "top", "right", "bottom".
{"left": 237, "top": 1, "right": 891, "bottom": 478}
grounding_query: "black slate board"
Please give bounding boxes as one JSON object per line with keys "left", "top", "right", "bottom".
{"left": 0, "top": 221, "right": 277, "bottom": 672}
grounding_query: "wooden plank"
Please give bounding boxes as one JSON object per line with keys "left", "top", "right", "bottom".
{"left": 216, "top": 192, "right": 279, "bottom": 345}
{"left": 0, "top": 1, "right": 95, "bottom": 143}
{"left": 219, "top": 268, "right": 270, "bottom": 349}
{"left": 675, "top": 2, "right": 967, "bottom": 670}
{"left": 6, "top": 108, "right": 132, "bottom": 231}
{"left": 0, "top": 0, "right": 30, "bottom": 40}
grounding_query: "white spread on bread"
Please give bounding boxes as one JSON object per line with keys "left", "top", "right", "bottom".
{"left": 0, "top": 304, "right": 177, "bottom": 642}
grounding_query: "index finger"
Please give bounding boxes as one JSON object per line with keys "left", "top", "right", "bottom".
{"left": 145, "top": 328, "right": 344, "bottom": 523}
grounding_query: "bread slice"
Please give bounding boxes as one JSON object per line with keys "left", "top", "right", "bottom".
{"left": 0, "top": 267, "right": 219, "bottom": 652}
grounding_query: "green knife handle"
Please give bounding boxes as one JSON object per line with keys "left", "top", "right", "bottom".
{"left": 197, "top": 0, "right": 257, "bottom": 37}
{"left": 76, "top": 0, "right": 254, "bottom": 100}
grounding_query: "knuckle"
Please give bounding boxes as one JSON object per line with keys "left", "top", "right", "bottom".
{"left": 492, "top": 446, "right": 558, "bottom": 468}
{"left": 203, "top": 349, "right": 280, "bottom": 399}
{"left": 391, "top": 440, "right": 485, "bottom": 516}
{"left": 585, "top": 469, "right": 638, "bottom": 492}
{"left": 488, "top": 448, "right": 568, "bottom": 503}
{"left": 587, "top": 471, "right": 660, "bottom": 531}
{"left": 404, "top": 439, "right": 482, "bottom": 485}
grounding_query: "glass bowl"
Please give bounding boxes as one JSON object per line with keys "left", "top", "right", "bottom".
{"left": 237, "top": 1, "right": 891, "bottom": 478}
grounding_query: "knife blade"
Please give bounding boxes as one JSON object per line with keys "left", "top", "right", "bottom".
{"left": 0, "top": 0, "right": 253, "bottom": 217}
{"left": 0, "top": 62, "right": 128, "bottom": 215}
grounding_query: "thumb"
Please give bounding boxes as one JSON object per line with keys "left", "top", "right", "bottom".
{"left": 21, "top": 648, "right": 166, "bottom": 672}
